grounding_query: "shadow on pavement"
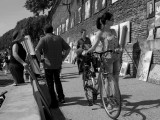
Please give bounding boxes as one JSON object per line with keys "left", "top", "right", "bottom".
{"left": 60, "top": 97, "right": 91, "bottom": 107}
{"left": 61, "top": 76, "right": 79, "bottom": 80}
{"left": 61, "top": 72, "right": 79, "bottom": 80}
{"left": 61, "top": 72, "right": 79, "bottom": 76}
{"left": 51, "top": 108, "right": 72, "bottom": 120}
{"left": 0, "top": 79, "right": 14, "bottom": 87}
{"left": 62, "top": 66, "right": 77, "bottom": 69}
{"left": 121, "top": 94, "right": 132, "bottom": 100}
{"left": 122, "top": 99, "right": 160, "bottom": 120}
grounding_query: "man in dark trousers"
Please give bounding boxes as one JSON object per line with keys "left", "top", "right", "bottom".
{"left": 76, "top": 29, "right": 92, "bottom": 74}
{"left": 35, "top": 24, "right": 71, "bottom": 109}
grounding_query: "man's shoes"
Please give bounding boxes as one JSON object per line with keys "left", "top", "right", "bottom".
{"left": 59, "top": 99, "right": 65, "bottom": 103}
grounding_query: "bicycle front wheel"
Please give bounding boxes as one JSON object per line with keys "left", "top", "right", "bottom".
{"left": 100, "top": 73, "right": 121, "bottom": 119}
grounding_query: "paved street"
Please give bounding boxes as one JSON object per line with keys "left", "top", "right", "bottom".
{"left": 0, "top": 63, "right": 160, "bottom": 120}
{"left": 57, "top": 63, "right": 160, "bottom": 120}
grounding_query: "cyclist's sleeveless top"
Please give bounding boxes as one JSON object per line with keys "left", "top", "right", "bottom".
{"left": 100, "top": 29, "right": 119, "bottom": 60}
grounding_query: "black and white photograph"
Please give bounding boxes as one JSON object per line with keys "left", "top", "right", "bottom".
{"left": 78, "top": 7, "right": 82, "bottom": 23}
{"left": 112, "top": 0, "right": 118, "bottom": 4}
{"left": 155, "top": 26, "right": 160, "bottom": 38}
{"left": 102, "top": 0, "right": 107, "bottom": 9}
{"left": 155, "top": 0, "right": 160, "bottom": 27}
{"left": 85, "top": 0, "right": 91, "bottom": 19}
{"left": 65, "top": 18, "right": 69, "bottom": 31}
{"left": 62, "top": 23, "right": 65, "bottom": 33}
{"left": 147, "top": 0, "right": 155, "bottom": 19}
{"left": 1, "top": 0, "right": 160, "bottom": 120}
{"left": 94, "top": 0, "right": 99, "bottom": 13}
{"left": 70, "top": 16, "right": 74, "bottom": 28}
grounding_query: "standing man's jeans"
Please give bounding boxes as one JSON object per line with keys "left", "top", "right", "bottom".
{"left": 45, "top": 69, "right": 65, "bottom": 106}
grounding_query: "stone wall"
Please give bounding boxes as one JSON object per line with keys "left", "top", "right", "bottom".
{"left": 51, "top": 0, "right": 160, "bottom": 81}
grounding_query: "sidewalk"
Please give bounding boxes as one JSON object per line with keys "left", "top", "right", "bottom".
{"left": 0, "top": 64, "right": 160, "bottom": 120}
{"left": 58, "top": 63, "right": 160, "bottom": 120}
{"left": 0, "top": 71, "right": 41, "bottom": 120}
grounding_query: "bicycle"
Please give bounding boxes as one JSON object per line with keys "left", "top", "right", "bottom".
{"left": 82, "top": 50, "right": 121, "bottom": 119}
{"left": 82, "top": 53, "right": 98, "bottom": 106}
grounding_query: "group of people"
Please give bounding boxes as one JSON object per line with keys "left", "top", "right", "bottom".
{"left": 0, "top": 50, "right": 10, "bottom": 75}
{"left": 8, "top": 11, "right": 122, "bottom": 109}
{"left": 9, "top": 24, "right": 70, "bottom": 108}
{"left": 76, "top": 11, "right": 121, "bottom": 84}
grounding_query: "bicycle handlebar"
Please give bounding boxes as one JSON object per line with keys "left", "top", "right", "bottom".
{"left": 93, "top": 50, "right": 114, "bottom": 55}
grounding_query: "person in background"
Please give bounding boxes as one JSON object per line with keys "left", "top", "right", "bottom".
{"left": 35, "top": 24, "right": 71, "bottom": 109}
{"left": 76, "top": 29, "right": 92, "bottom": 74}
{"left": 9, "top": 29, "right": 28, "bottom": 85}
{"left": 4, "top": 50, "right": 10, "bottom": 74}
{"left": 0, "top": 53, "right": 3, "bottom": 71}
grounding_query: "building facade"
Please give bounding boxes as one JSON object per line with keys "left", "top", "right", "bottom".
{"left": 50, "top": 0, "right": 160, "bottom": 84}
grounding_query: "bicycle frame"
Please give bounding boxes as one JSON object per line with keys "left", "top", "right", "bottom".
{"left": 94, "top": 51, "right": 111, "bottom": 93}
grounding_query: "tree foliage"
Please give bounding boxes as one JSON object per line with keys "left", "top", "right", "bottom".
{"left": 24, "top": 0, "right": 56, "bottom": 16}
{"left": 0, "top": 15, "right": 48, "bottom": 50}
{"left": 0, "top": 29, "right": 14, "bottom": 50}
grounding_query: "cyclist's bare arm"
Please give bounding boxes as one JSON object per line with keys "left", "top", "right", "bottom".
{"left": 86, "top": 31, "right": 102, "bottom": 54}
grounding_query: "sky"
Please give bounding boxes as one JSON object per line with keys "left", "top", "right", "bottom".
{"left": 0, "top": 0, "right": 33, "bottom": 36}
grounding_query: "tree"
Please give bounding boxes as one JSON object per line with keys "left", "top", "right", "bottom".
{"left": 14, "top": 15, "right": 47, "bottom": 46}
{"left": 0, "top": 29, "right": 14, "bottom": 50}
{"left": 0, "top": 15, "right": 47, "bottom": 50}
{"left": 24, "top": 0, "right": 56, "bottom": 16}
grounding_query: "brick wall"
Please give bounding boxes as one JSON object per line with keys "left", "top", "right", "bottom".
{"left": 51, "top": 0, "right": 160, "bottom": 78}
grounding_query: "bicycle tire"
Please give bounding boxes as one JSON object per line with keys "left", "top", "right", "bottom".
{"left": 83, "top": 70, "right": 97, "bottom": 106}
{"left": 100, "top": 73, "right": 121, "bottom": 119}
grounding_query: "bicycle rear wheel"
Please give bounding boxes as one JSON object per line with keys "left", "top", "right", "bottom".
{"left": 83, "top": 71, "right": 97, "bottom": 106}
{"left": 100, "top": 73, "right": 121, "bottom": 119}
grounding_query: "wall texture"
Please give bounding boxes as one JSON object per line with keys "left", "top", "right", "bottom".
{"left": 51, "top": 0, "right": 160, "bottom": 83}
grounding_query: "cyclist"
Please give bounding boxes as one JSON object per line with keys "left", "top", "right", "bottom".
{"left": 82, "top": 11, "right": 122, "bottom": 86}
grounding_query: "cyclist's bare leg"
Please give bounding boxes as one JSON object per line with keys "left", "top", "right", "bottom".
{"left": 113, "top": 59, "right": 120, "bottom": 95}
{"left": 103, "top": 61, "right": 113, "bottom": 97}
